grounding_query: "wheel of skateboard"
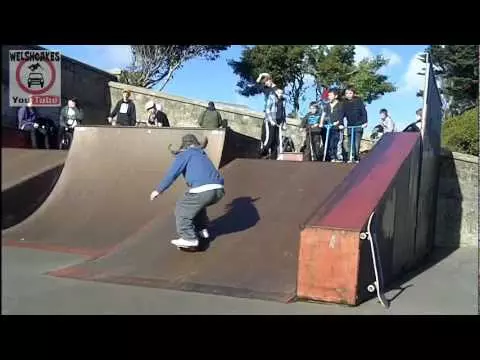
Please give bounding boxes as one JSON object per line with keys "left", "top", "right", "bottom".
{"left": 359, "top": 232, "right": 368, "bottom": 240}
{"left": 367, "top": 284, "right": 376, "bottom": 293}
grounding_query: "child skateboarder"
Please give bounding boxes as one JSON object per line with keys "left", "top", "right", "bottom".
{"left": 149, "top": 134, "right": 225, "bottom": 249}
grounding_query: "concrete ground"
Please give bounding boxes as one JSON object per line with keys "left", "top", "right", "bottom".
{"left": 2, "top": 246, "right": 478, "bottom": 315}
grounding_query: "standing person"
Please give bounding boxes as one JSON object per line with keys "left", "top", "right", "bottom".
{"left": 256, "top": 73, "right": 282, "bottom": 160}
{"left": 145, "top": 101, "right": 170, "bottom": 127}
{"left": 108, "top": 90, "right": 136, "bottom": 126}
{"left": 379, "top": 108, "right": 396, "bottom": 133}
{"left": 404, "top": 108, "right": 423, "bottom": 132}
{"left": 17, "top": 96, "right": 39, "bottom": 148}
{"left": 150, "top": 134, "right": 225, "bottom": 249}
{"left": 198, "top": 102, "right": 223, "bottom": 129}
{"left": 343, "top": 86, "right": 368, "bottom": 162}
{"left": 58, "top": 97, "right": 84, "bottom": 148}
{"left": 300, "top": 102, "right": 323, "bottom": 161}
{"left": 321, "top": 89, "right": 344, "bottom": 162}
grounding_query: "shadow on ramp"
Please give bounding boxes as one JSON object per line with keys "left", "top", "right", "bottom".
{"left": 48, "top": 160, "right": 354, "bottom": 303}
{"left": 2, "top": 164, "right": 64, "bottom": 230}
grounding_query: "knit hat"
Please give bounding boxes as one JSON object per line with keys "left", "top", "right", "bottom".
{"left": 168, "top": 134, "right": 208, "bottom": 155}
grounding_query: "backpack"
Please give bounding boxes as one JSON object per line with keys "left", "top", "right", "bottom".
{"left": 275, "top": 93, "right": 286, "bottom": 125}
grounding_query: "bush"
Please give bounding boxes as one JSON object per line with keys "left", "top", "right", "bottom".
{"left": 442, "top": 107, "right": 478, "bottom": 156}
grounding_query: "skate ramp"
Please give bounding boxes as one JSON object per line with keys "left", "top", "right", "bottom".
{"left": 49, "top": 160, "right": 354, "bottom": 302}
{"left": 2, "top": 148, "right": 67, "bottom": 229}
{"left": 2, "top": 126, "right": 228, "bottom": 256}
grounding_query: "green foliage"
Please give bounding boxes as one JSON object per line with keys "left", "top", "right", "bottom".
{"left": 120, "top": 45, "right": 229, "bottom": 90}
{"left": 442, "top": 107, "right": 478, "bottom": 156}
{"left": 419, "top": 45, "right": 479, "bottom": 116}
{"left": 228, "top": 45, "right": 311, "bottom": 112}
{"left": 229, "top": 45, "right": 397, "bottom": 113}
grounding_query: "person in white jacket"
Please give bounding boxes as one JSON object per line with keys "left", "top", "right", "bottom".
{"left": 379, "top": 108, "right": 396, "bottom": 133}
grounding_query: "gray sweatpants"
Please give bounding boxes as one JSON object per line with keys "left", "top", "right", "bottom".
{"left": 174, "top": 188, "right": 225, "bottom": 241}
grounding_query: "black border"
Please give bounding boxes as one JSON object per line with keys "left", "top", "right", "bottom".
{"left": 1, "top": 3, "right": 479, "bottom": 44}
{"left": 2, "top": 315, "right": 478, "bottom": 353}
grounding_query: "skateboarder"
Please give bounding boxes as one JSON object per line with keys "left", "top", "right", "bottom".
{"left": 149, "top": 134, "right": 225, "bottom": 249}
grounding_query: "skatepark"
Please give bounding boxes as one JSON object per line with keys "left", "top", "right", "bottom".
{"left": 2, "top": 52, "right": 478, "bottom": 315}
{"left": 2, "top": 123, "right": 477, "bottom": 315}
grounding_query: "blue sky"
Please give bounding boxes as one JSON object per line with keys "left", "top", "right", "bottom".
{"left": 42, "top": 44, "right": 429, "bottom": 133}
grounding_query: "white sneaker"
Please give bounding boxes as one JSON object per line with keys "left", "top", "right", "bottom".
{"left": 171, "top": 238, "right": 199, "bottom": 248}
{"left": 200, "top": 229, "right": 209, "bottom": 239}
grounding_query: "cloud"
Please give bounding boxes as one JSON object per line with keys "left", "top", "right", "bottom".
{"left": 402, "top": 52, "right": 426, "bottom": 92}
{"left": 380, "top": 48, "right": 402, "bottom": 67}
{"left": 354, "top": 45, "right": 374, "bottom": 64}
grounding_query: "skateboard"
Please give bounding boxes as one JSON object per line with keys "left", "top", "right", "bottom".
{"left": 360, "top": 211, "right": 390, "bottom": 308}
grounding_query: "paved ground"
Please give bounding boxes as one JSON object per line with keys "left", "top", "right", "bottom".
{"left": 2, "top": 246, "right": 477, "bottom": 315}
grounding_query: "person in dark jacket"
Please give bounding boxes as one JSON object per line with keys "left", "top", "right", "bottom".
{"left": 17, "top": 96, "right": 39, "bottom": 148}
{"left": 300, "top": 102, "right": 323, "bottom": 161}
{"left": 322, "top": 88, "right": 345, "bottom": 162}
{"left": 145, "top": 101, "right": 170, "bottom": 127}
{"left": 108, "top": 90, "right": 136, "bottom": 126}
{"left": 198, "top": 102, "right": 223, "bottom": 129}
{"left": 403, "top": 108, "right": 423, "bottom": 132}
{"left": 150, "top": 134, "right": 225, "bottom": 249}
{"left": 343, "top": 86, "right": 368, "bottom": 162}
{"left": 58, "top": 97, "right": 84, "bottom": 147}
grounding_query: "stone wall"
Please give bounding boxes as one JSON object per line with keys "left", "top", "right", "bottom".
{"left": 108, "top": 81, "right": 372, "bottom": 153}
{"left": 2, "top": 45, "right": 117, "bottom": 128}
{"left": 435, "top": 150, "right": 478, "bottom": 247}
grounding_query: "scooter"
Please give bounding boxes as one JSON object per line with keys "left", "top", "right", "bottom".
{"left": 59, "top": 120, "right": 77, "bottom": 150}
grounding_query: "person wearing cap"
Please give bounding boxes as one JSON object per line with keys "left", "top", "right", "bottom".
{"left": 108, "top": 90, "right": 136, "bottom": 126}
{"left": 58, "top": 97, "right": 84, "bottom": 148}
{"left": 198, "top": 101, "right": 223, "bottom": 129}
{"left": 145, "top": 101, "right": 170, "bottom": 127}
{"left": 150, "top": 134, "right": 225, "bottom": 249}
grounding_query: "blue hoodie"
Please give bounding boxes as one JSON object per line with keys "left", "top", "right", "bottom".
{"left": 156, "top": 147, "right": 224, "bottom": 193}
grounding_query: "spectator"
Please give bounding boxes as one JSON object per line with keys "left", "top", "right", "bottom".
{"left": 108, "top": 90, "right": 136, "bottom": 126}
{"left": 150, "top": 134, "right": 225, "bottom": 249}
{"left": 17, "top": 96, "right": 39, "bottom": 148}
{"left": 403, "top": 108, "right": 423, "bottom": 132}
{"left": 198, "top": 102, "right": 223, "bottom": 129}
{"left": 145, "top": 101, "right": 170, "bottom": 127}
{"left": 58, "top": 97, "right": 83, "bottom": 147}
{"left": 379, "top": 108, "right": 396, "bottom": 133}
{"left": 256, "top": 73, "right": 283, "bottom": 160}
{"left": 300, "top": 102, "right": 323, "bottom": 161}
{"left": 322, "top": 88, "right": 344, "bottom": 162}
{"left": 343, "top": 86, "right": 368, "bottom": 162}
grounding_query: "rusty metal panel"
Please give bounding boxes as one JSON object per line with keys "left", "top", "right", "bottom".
{"left": 297, "top": 228, "right": 361, "bottom": 305}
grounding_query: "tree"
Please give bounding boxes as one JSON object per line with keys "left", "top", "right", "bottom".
{"left": 119, "top": 45, "right": 229, "bottom": 90}
{"left": 310, "top": 45, "right": 396, "bottom": 103}
{"left": 442, "top": 107, "right": 478, "bottom": 156}
{"left": 229, "top": 45, "right": 396, "bottom": 116}
{"left": 417, "top": 45, "right": 479, "bottom": 116}
{"left": 228, "top": 45, "right": 311, "bottom": 113}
